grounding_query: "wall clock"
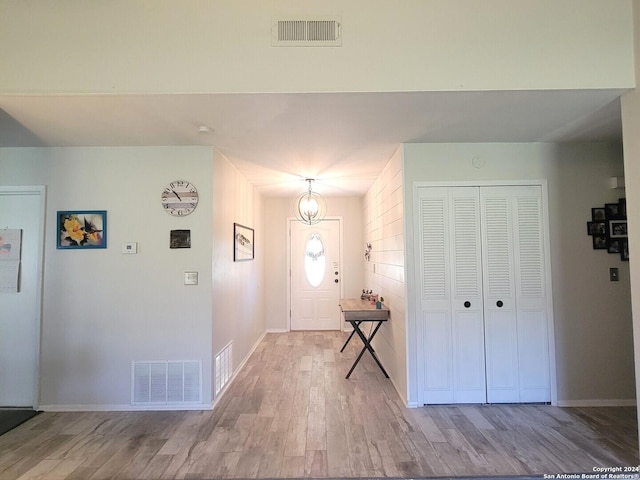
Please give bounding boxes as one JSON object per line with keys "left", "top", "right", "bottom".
{"left": 161, "top": 180, "right": 199, "bottom": 216}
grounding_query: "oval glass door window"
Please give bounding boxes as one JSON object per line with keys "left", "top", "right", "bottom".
{"left": 304, "top": 232, "right": 326, "bottom": 288}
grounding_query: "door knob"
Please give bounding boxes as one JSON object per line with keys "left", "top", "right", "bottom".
{"left": 497, "top": 300, "right": 503, "bottom": 308}
{"left": 335, "top": 279, "right": 339, "bottom": 283}
{"left": 464, "top": 301, "right": 471, "bottom": 308}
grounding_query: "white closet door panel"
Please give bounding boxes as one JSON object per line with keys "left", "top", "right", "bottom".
{"left": 480, "top": 189, "right": 519, "bottom": 402}
{"left": 451, "top": 193, "right": 482, "bottom": 299}
{"left": 513, "top": 188, "right": 550, "bottom": 402}
{"left": 450, "top": 188, "right": 486, "bottom": 403}
{"left": 416, "top": 187, "right": 454, "bottom": 404}
{"left": 518, "top": 310, "right": 551, "bottom": 401}
{"left": 482, "top": 196, "right": 514, "bottom": 299}
{"left": 514, "top": 192, "right": 545, "bottom": 299}
{"left": 419, "top": 193, "right": 449, "bottom": 299}
{"left": 484, "top": 309, "right": 519, "bottom": 403}
{"left": 453, "top": 311, "right": 487, "bottom": 403}
{"left": 423, "top": 311, "right": 454, "bottom": 404}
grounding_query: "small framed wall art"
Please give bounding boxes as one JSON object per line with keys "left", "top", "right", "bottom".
{"left": 234, "top": 223, "right": 254, "bottom": 261}
{"left": 57, "top": 211, "right": 107, "bottom": 249}
{"left": 170, "top": 229, "right": 191, "bottom": 249}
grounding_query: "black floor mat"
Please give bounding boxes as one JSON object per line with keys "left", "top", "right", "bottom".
{"left": 0, "top": 409, "right": 37, "bottom": 436}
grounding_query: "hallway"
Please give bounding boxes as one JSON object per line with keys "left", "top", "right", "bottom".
{"left": 0, "top": 331, "right": 637, "bottom": 479}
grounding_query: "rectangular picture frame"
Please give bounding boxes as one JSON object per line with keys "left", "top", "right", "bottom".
{"left": 234, "top": 223, "right": 254, "bottom": 262}
{"left": 609, "top": 220, "right": 628, "bottom": 238}
{"left": 592, "top": 235, "right": 608, "bottom": 250}
{"left": 587, "top": 221, "right": 607, "bottom": 236}
{"left": 592, "top": 207, "right": 606, "bottom": 221}
{"left": 57, "top": 210, "right": 107, "bottom": 249}
{"left": 170, "top": 229, "right": 191, "bottom": 249}
{"left": 605, "top": 202, "right": 622, "bottom": 220}
{"left": 621, "top": 238, "right": 629, "bottom": 261}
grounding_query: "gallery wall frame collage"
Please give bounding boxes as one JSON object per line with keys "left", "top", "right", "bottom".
{"left": 587, "top": 198, "right": 628, "bottom": 261}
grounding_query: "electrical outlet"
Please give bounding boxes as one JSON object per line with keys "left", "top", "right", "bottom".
{"left": 610, "top": 267, "right": 619, "bottom": 282}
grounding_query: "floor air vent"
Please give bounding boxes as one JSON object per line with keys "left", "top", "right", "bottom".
{"left": 272, "top": 17, "right": 341, "bottom": 46}
{"left": 132, "top": 360, "right": 201, "bottom": 405}
{"left": 215, "top": 342, "right": 232, "bottom": 396}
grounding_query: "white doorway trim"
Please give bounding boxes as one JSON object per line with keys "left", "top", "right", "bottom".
{"left": 286, "top": 216, "right": 344, "bottom": 332}
{"left": 412, "top": 179, "right": 557, "bottom": 406}
{"left": 0, "top": 185, "right": 46, "bottom": 410}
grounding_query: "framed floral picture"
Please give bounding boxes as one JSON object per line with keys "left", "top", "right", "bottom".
{"left": 57, "top": 211, "right": 107, "bottom": 249}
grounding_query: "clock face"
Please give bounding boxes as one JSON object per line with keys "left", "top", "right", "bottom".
{"left": 161, "top": 180, "right": 199, "bottom": 216}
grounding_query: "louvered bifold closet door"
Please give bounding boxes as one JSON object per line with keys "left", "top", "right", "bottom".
{"left": 416, "top": 187, "right": 486, "bottom": 404}
{"left": 481, "top": 186, "right": 550, "bottom": 403}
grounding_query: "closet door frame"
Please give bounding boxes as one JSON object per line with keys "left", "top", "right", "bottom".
{"left": 413, "top": 180, "right": 557, "bottom": 406}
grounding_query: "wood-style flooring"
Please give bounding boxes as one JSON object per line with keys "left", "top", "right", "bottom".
{"left": 0, "top": 331, "right": 638, "bottom": 479}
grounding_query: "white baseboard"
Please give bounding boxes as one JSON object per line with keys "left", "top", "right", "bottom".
{"left": 39, "top": 403, "right": 213, "bottom": 412}
{"left": 556, "top": 399, "right": 637, "bottom": 407}
{"left": 266, "top": 328, "right": 288, "bottom": 333}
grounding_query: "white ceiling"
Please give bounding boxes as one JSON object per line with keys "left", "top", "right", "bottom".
{"left": 0, "top": 89, "right": 625, "bottom": 197}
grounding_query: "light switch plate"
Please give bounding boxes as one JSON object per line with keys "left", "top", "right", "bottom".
{"left": 122, "top": 242, "right": 138, "bottom": 254}
{"left": 184, "top": 271, "right": 198, "bottom": 285}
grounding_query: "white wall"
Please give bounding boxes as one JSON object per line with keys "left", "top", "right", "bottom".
{"left": 0, "top": 1, "right": 633, "bottom": 94}
{"left": 620, "top": 0, "right": 640, "bottom": 434}
{"left": 264, "top": 196, "right": 363, "bottom": 332}
{"left": 212, "top": 151, "right": 265, "bottom": 381}
{"left": 403, "top": 142, "right": 634, "bottom": 406}
{"left": 363, "top": 148, "right": 408, "bottom": 404}
{"left": 0, "top": 146, "right": 215, "bottom": 408}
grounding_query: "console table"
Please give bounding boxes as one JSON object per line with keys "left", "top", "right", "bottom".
{"left": 339, "top": 298, "right": 390, "bottom": 379}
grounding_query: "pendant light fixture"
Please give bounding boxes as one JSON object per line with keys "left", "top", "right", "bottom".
{"left": 295, "top": 178, "right": 327, "bottom": 225}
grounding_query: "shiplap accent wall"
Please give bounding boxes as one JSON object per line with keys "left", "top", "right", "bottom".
{"left": 363, "top": 147, "right": 408, "bottom": 402}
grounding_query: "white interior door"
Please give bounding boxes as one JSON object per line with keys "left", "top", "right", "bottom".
{"left": 416, "top": 184, "right": 551, "bottom": 405}
{"left": 481, "top": 185, "right": 550, "bottom": 403}
{"left": 0, "top": 187, "right": 45, "bottom": 407}
{"left": 416, "top": 187, "right": 486, "bottom": 404}
{"left": 290, "top": 218, "right": 341, "bottom": 330}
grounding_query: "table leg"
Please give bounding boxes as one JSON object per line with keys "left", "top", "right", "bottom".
{"left": 340, "top": 321, "right": 361, "bottom": 352}
{"left": 345, "top": 320, "right": 390, "bottom": 379}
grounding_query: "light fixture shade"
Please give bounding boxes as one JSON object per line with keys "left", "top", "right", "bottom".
{"left": 295, "top": 179, "right": 327, "bottom": 225}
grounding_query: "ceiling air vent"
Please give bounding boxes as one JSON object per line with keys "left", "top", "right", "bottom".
{"left": 272, "top": 17, "right": 341, "bottom": 47}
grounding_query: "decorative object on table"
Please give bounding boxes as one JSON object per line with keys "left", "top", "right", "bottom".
{"left": 57, "top": 211, "right": 107, "bottom": 249}
{"left": 294, "top": 178, "right": 326, "bottom": 225}
{"left": 376, "top": 296, "right": 384, "bottom": 309}
{"left": 586, "top": 198, "right": 628, "bottom": 261}
{"left": 360, "top": 289, "right": 372, "bottom": 300}
{"left": 234, "top": 223, "right": 254, "bottom": 261}
{"left": 364, "top": 242, "right": 372, "bottom": 261}
{"left": 161, "top": 180, "right": 198, "bottom": 216}
{"left": 170, "top": 230, "right": 191, "bottom": 249}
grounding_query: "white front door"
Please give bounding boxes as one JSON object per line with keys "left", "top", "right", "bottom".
{"left": 0, "top": 187, "right": 45, "bottom": 407}
{"left": 290, "top": 218, "right": 342, "bottom": 330}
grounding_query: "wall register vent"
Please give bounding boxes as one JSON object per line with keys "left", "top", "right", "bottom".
{"left": 272, "top": 17, "right": 341, "bottom": 46}
{"left": 132, "top": 360, "right": 201, "bottom": 405}
{"left": 215, "top": 342, "right": 232, "bottom": 396}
